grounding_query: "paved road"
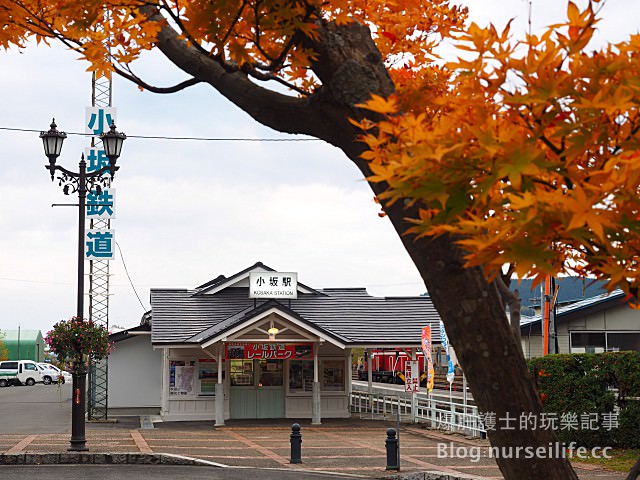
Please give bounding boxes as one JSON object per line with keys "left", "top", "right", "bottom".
{"left": 0, "top": 382, "right": 72, "bottom": 433}
{"left": 0, "top": 465, "right": 361, "bottom": 480}
{"left": 0, "top": 383, "right": 627, "bottom": 480}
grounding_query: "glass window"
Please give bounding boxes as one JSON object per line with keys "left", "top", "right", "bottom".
{"left": 571, "top": 332, "right": 605, "bottom": 353}
{"left": 197, "top": 360, "right": 220, "bottom": 395}
{"left": 259, "top": 359, "right": 283, "bottom": 386}
{"left": 25, "top": 363, "right": 37, "bottom": 371}
{"left": 230, "top": 359, "right": 254, "bottom": 386}
{"left": 289, "top": 360, "right": 313, "bottom": 393}
{"left": 322, "top": 359, "right": 345, "bottom": 391}
{"left": 606, "top": 333, "right": 640, "bottom": 352}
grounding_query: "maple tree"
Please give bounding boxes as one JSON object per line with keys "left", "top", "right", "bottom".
{"left": 2, "top": 0, "right": 639, "bottom": 478}
{"left": 358, "top": 1, "right": 640, "bottom": 297}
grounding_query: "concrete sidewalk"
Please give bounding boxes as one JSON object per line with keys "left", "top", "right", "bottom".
{"left": 0, "top": 417, "right": 626, "bottom": 480}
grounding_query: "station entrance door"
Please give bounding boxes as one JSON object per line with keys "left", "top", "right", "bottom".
{"left": 229, "top": 359, "right": 285, "bottom": 419}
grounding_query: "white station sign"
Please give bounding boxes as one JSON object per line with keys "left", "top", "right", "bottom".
{"left": 249, "top": 272, "right": 298, "bottom": 299}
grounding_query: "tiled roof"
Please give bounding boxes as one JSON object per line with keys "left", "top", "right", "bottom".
{"left": 184, "top": 300, "right": 351, "bottom": 345}
{"left": 150, "top": 283, "right": 441, "bottom": 346}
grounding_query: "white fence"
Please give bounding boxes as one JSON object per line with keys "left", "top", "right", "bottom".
{"left": 350, "top": 386, "right": 486, "bottom": 438}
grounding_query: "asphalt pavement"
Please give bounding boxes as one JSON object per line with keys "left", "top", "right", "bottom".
{"left": 0, "top": 465, "right": 360, "bottom": 480}
{"left": 0, "top": 383, "right": 628, "bottom": 480}
{"left": 0, "top": 381, "right": 71, "bottom": 433}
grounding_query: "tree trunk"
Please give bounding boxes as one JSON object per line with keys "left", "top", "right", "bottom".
{"left": 145, "top": 12, "right": 579, "bottom": 480}
{"left": 381, "top": 216, "right": 579, "bottom": 480}
{"left": 626, "top": 455, "right": 640, "bottom": 480}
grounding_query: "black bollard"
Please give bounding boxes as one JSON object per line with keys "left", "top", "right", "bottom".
{"left": 385, "top": 428, "right": 399, "bottom": 471}
{"left": 290, "top": 423, "right": 302, "bottom": 464}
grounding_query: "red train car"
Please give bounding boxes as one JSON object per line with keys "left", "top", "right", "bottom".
{"left": 356, "top": 348, "right": 462, "bottom": 390}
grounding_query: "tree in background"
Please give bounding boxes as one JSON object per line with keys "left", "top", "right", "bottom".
{"left": 2, "top": 1, "right": 640, "bottom": 478}
{"left": 0, "top": 331, "right": 8, "bottom": 361}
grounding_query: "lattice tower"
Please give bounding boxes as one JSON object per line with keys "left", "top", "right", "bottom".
{"left": 87, "top": 71, "right": 113, "bottom": 420}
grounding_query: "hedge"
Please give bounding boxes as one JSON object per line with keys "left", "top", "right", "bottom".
{"left": 528, "top": 351, "right": 640, "bottom": 448}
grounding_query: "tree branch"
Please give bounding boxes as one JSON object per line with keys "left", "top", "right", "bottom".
{"left": 140, "top": 5, "right": 318, "bottom": 137}
{"left": 113, "top": 64, "right": 202, "bottom": 93}
{"left": 138, "top": 6, "right": 393, "bottom": 154}
{"left": 496, "top": 275, "right": 522, "bottom": 344}
{"left": 244, "top": 66, "right": 311, "bottom": 96}
{"left": 219, "top": 0, "right": 249, "bottom": 48}
{"left": 156, "top": 1, "right": 210, "bottom": 57}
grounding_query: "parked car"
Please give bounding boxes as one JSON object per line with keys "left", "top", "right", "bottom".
{"left": 37, "top": 363, "right": 72, "bottom": 385}
{"left": 0, "top": 371, "right": 17, "bottom": 387}
{"left": 0, "top": 360, "right": 43, "bottom": 386}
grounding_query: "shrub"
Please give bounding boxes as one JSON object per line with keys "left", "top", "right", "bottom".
{"left": 529, "top": 351, "right": 640, "bottom": 448}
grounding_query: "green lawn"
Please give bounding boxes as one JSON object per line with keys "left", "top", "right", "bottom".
{"left": 574, "top": 448, "right": 640, "bottom": 472}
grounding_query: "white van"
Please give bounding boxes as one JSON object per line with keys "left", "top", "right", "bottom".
{"left": 0, "top": 360, "right": 43, "bottom": 386}
{"left": 37, "top": 363, "right": 72, "bottom": 385}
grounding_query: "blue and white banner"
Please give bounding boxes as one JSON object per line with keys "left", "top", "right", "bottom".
{"left": 439, "top": 320, "right": 456, "bottom": 384}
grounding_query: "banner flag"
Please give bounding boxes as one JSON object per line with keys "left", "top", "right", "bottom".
{"left": 421, "top": 326, "right": 435, "bottom": 392}
{"left": 439, "top": 320, "right": 456, "bottom": 384}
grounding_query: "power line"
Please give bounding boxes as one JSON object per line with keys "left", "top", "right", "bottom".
{"left": 115, "top": 241, "right": 149, "bottom": 313}
{"left": 0, "top": 275, "right": 424, "bottom": 291}
{"left": 0, "top": 125, "right": 320, "bottom": 142}
{"left": 0, "top": 276, "right": 74, "bottom": 286}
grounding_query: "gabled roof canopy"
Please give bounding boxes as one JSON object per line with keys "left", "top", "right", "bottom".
{"left": 193, "top": 262, "right": 321, "bottom": 297}
{"left": 189, "top": 300, "right": 347, "bottom": 349}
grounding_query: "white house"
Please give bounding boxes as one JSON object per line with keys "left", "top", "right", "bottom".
{"left": 107, "top": 262, "right": 441, "bottom": 422}
{"left": 520, "top": 290, "right": 640, "bottom": 358}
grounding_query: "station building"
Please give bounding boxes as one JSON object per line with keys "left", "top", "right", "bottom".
{"left": 108, "top": 262, "right": 441, "bottom": 423}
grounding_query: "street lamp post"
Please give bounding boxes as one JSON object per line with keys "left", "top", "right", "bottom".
{"left": 40, "top": 119, "right": 125, "bottom": 452}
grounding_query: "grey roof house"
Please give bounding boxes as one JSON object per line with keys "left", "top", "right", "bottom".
{"left": 520, "top": 289, "right": 640, "bottom": 358}
{"left": 150, "top": 261, "right": 441, "bottom": 347}
{"left": 108, "top": 262, "right": 441, "bottom": 422}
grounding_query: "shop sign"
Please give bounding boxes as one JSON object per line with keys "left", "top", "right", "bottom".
{"left": 249, "top": 272, "right": 298, "bottom": 299}
{"left": 226, "top": 343, "right": 313, "bottom": 360}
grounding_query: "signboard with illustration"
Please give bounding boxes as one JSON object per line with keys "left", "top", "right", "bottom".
{"left": 225, "top": 343, "right": 313, "bottom": 360}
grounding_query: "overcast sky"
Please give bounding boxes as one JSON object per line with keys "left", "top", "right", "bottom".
{"left": 0, "top": 0, "right": 637, "bottom": 335}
